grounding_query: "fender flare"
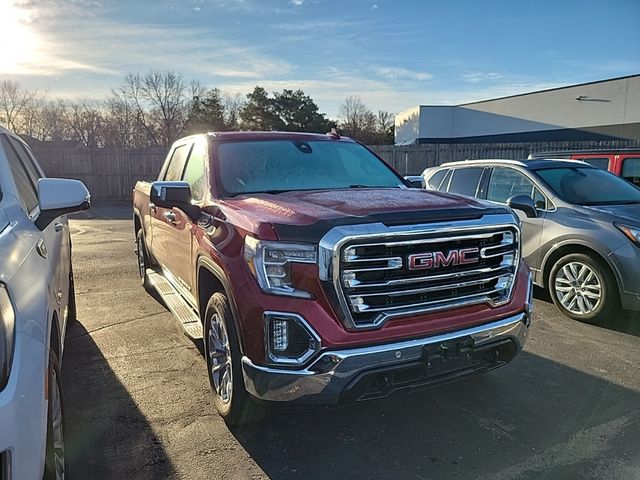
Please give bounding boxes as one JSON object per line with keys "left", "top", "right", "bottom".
{"left": 196, "top": 256, "right": 246, "bottom": 355}
{"left": 540, "top": 239, "right": 623, "bottom": 291}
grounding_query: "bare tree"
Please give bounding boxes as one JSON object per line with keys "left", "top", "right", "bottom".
{"left": 115, "top": 71, "right": 199, "bottom": 147}
{"left": 223, "top": 93, "right": 244, "bottom": 130}
{"left": 376, "top": 110, "right": 395, "bottom": 144}
{"left": 0, "top": 80, "right": 35, "bottom": 132}
{"left": 338, "top": 96, "right": 376, "bottom": 139}
{"left": 20, "top": 90, "right": 48, "bottom": 139}
{"left": 62, "top": 99, "right": 105, "bottom": 147}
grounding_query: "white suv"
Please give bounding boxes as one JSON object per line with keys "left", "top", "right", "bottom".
{"left": 0, "top": 126, "right": 90, "bottom": 479}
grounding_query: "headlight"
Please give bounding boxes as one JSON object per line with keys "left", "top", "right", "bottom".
{"left": 0, "top": 284, "right": 16, "bottom": 391}
{"left": 615, "top": 224, "right": 640, "bottom": 247}
{"left": 243, "top": 236, "right": 317, "bottom": 298}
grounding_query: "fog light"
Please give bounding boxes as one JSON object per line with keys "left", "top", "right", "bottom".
{"left": 271, "top": 319, "right": 289, "bottom": 352}
{"left": 264, "top": 312, "right": 321, "bottom": 366}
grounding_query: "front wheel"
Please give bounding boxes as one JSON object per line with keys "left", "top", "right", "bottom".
{"left": 43, "top": 350, "right": 66, "bottom": 480}
{"left": 135, "top": 229, "right": 151, "bottom": 290}
{"left": 549, "top": 253, "right": 619, "bottom": 323}
{"left": 203, "top": 292, "right": 266, "bottom": 425}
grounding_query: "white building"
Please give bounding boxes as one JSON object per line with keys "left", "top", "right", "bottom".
{"left": 395, "top": 74, "right": 640, "bottom": 145}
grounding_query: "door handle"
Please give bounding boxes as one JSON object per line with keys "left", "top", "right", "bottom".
{"left": 164, "top": 211, "right": 177, "bottom": 224}
{"left": 54, "top": 222, "right": 64, "bottom": 232}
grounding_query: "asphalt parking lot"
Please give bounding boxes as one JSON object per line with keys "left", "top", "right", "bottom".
{"left": 62, "top": 203, "right": 640, "bottom": 480}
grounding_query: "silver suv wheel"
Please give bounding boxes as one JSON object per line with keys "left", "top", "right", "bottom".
{"left": 554, "top": 261, "right": 602, "bottom": 315}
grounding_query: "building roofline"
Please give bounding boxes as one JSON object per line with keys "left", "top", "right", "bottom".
{"left": 410, "top": 74, "right": 640, "bottom": 109}
{"left": 459, "top": 74, "right": 640, "bottom": 106}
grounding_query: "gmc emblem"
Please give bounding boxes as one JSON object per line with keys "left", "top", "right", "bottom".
{"left": 408, "top": 247, "right": 480, "bottom": 270}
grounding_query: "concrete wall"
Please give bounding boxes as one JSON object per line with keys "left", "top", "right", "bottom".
{"left": 396, "top": 75, "right": 640, "bottom": 144}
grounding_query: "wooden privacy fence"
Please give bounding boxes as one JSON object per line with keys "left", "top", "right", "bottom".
{"left": 33, "top": 147, "right": 167, "bottom": 199}
{"left": 33, "top": 139, "right": 640, "bottom": 199}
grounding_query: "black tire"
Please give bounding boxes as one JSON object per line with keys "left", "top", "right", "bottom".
{"left": 135, "top": 229, "right": 152, "bottom": 290}
{"left": 203, "top": 292, "right": 266, "bottom": 425}
{"left": 43, "top": 350, "right": 66, "bottom": 480}
{"left": 549, "top": 253, "right": 620, "bottom": 324}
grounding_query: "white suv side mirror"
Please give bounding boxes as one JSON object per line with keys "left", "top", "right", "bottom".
{"left": 35, "top": 178, "right": 91, "bottom": 230}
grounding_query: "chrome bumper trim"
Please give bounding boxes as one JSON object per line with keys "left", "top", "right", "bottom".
{"left": 242, "top": 312, "right": 529, "bottom": 404}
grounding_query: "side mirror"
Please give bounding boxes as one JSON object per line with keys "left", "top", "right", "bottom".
{"left": 507, "top": 195, "right": 537, "bottom": 218}
{"left": 404, "top": 175, "right": 424, "bottom": 189}
{"left": 150, "top": 181, "right": 200, "bottom": 219}
{"left": 35, "top": 178, "right": 91, "bottom": 230}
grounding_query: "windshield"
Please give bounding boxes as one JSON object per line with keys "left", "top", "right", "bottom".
{"left": 216, "top": 140, "right": 404, "bottom": 196}
{"left": 536, "top": 167, "right": 640, "bottom": 205}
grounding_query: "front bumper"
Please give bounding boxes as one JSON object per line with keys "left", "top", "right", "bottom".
{"left": 242, "top": 311, "right": 530, "bottom": 404}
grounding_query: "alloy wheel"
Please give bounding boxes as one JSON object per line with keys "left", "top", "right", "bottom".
{"left": 207, "top": 312, "right": 233, "bottom": 405}
{"left": 50, "top": 368, "right": 65, "bottom": 480}
{"left": 554, "top": 261, "right": 602, "bottom": 315}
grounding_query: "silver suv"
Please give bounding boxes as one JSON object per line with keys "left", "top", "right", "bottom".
{"left": 0, "top": 126, "right": 90, "bottom": 479}
{"left": 422, "top": 159, "right": 640, "bottom": 323}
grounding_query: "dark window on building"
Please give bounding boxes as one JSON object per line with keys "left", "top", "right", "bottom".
{"left": 1, "top": 135, "right": 39, "bottom": 213}
{"left": 163, "top": 143, "right": 192, "bottom": 181}
{"left": 622, "top": 158, "right": 640, "bottom": 187}
{"left": 427, "top": 169, "right": 448, "bottom": 190}
{"left": 447, "top": 167, "right": 483, "bottom": 197}
{"left": 576, "top": 157, "right": 609, "bottom": 170}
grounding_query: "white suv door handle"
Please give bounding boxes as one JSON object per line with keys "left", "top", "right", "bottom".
{"left": 54, "top": 222, "right": 64, "bottom": 232}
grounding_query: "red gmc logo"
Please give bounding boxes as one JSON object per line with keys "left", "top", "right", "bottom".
{"left": 408, "top": 248, "right": 480, "bottom": 270}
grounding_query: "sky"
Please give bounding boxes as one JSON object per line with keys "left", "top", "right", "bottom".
{"left": 1, "top": 0, "right": 639, "bottom": 118}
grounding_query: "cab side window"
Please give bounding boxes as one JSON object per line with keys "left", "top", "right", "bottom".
{"left": 162, "top": 143, "right": 192, "bottom": 181}
{"left": 622, "top": 158, "right": 640, "bottom": 187}
{"left": 447, "top": 167, "right": 483, "bottom": 197}
{"left": 487, "top": 167, "right": 546, "bottom": 209}
{"left": 1, "top": 135, "right": 39, "bottom": 214}
{"left": 427, "top": 169, "right": 448, "bottom": 190}
{"left": 182, "top": 140, "right": 207, "bottom": 201}
{"left": 576, "top": 157, "right": 609, "bottom": 170}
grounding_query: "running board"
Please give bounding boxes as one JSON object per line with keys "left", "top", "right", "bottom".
{"left": 146, "top": 269, "right": 203, "bottom": 339}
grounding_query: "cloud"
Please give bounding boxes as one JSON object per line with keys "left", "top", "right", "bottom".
{"left": 290, "top": 0, "right": 304, "bottom": 5}
{"left": 462, "top": 72, "right": 504, "bottom": 83}
{"left": 373, "top": 66, "right": 433, "bottom": 82}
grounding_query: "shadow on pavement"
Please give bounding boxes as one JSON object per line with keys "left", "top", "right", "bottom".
{"left": 535, "top": 286, "right": 640, "bottom": 338}
{"left": 62, "top": 320, "right": 175, "bottom": 479}
{"left": 230, "top": 351, "right": 640, "bottom": 480}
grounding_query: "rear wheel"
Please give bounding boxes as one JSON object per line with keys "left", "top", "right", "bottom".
{"left": 43, "top": 350, "right": 65, "bottom": 480}
{"left": 203, "top": 292, "right": 266, "bottom": 425}
{"left": 549, "top": 253, "right": 619, "bottom": 323}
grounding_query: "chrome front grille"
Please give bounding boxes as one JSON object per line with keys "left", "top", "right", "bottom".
{"left": 319, "top": 219, "right": 520, "bottom": 330}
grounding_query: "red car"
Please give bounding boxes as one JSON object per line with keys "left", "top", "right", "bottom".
{"left": 133, "top": 131, "right": 532, "bottom": 424}
{"left": 529, "top": 149, "right": 640, "bottom": 186}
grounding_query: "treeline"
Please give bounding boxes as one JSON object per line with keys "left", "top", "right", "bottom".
{"left": 0, "top": 71, "right": 394, "bottom": 148}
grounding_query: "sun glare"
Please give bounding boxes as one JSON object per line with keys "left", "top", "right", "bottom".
{"left": 0, "top": 2, "right": 42, "bottom": 74}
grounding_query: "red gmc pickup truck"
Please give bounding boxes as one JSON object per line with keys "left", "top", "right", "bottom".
{"left": 132, "top": 131, "right": 532, "bottom": 424}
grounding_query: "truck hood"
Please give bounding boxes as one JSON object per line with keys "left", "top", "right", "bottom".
{"left": 220, "top": 188, "right": 511, "bottom": 242}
